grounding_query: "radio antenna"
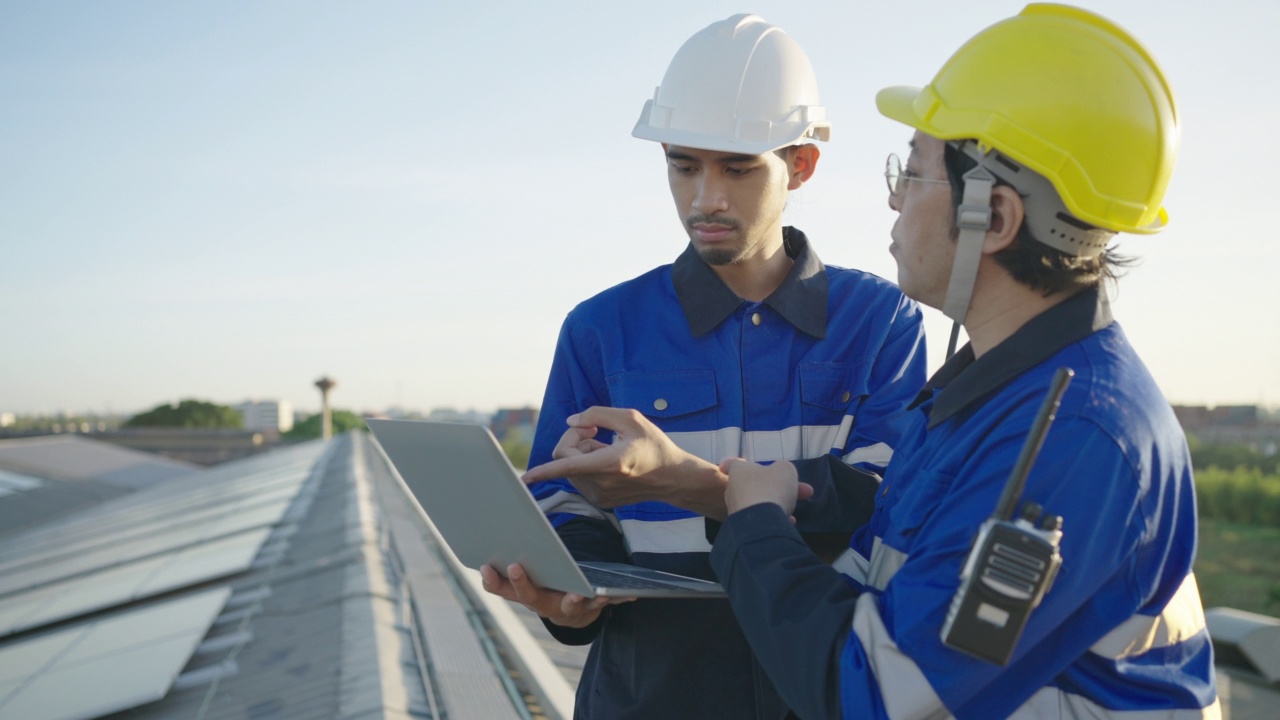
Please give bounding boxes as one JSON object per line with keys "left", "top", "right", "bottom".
{"left": 993, "top": 367, "right": 1074, "bottom": 521}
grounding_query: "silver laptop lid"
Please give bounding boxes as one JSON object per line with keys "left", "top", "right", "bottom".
{"left": 366, "top": 419, "right": 595, "bottom": 596}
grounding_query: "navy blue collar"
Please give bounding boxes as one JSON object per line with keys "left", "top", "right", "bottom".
{"left": 920, "top": 286, "right": 1113, "bottom": 428}
{"left": 672, "top": 226, "right": 828, "bottom": 338}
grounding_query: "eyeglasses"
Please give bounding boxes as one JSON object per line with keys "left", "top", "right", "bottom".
{"left": 885, "top": 153, "right": 951, "bottom": 196}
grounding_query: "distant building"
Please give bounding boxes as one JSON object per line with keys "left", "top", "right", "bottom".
{"left": 381, "top": 406, "right": 425, "bottom": 420}
{"left": 1172, "top": 404, "right": 1280, "bottom": 455}
{"left": 0, "top": 413, "right": 13, "bottom": 428}
{"left": 426, "top": 407, "right": 493, "bottom": 426}
{"left": 490, "top": 407, "right": 539, "bottom": 445}
{"left": 233, "top": 399, "right": 294, "bottom": 433}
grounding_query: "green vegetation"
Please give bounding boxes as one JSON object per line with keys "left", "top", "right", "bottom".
{"left": 502, "top": 435, "right": 533, "bottom": 471}
{"left": 1187, "top": 435, "right": 1280, "bottom": 615}
{"left": 125, "top": 399, "right": 243, "bottom": 429}
{"left": 1188, "top": 435, "right": 1279, "bottom": 475}
{"left": 2, "top": 413, "right": 122, "bottom": 433}
{"left": 1194, "top": 466, "right": 1280, "bottom": 526}
{"left": 284, "top": 409, "right": 366, "bottom": 440}
{"left": 1194, "top": 518, "right": 1280, "bottom": 615}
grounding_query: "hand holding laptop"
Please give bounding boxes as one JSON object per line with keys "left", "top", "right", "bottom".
{"left": 480, "top": 562, "right": 633, "bottom": 628}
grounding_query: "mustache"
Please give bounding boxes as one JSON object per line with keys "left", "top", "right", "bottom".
{"left": 685, "top": 214, "right": 740, "bottom": 230}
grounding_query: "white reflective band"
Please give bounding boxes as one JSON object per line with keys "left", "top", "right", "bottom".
{"left": 1089, "top": 573, "right": 1207, "bottom": 659}
{"left": 832, "top": 547, "right": 872, "bottom": 585}
{"left": 620, "top": 516, "right": 712, "bottom": 554}
{"left": 851, "top": 593, "right": 951, "bottom": 719}
{"left": 832, "top": 414, "right": 855, "bottom": 450}
{"left": 866, "top": 537, "right": 908, "bottom": 591}
{"left": 845, "top": 442, "right": 893, "bottom": 467}
{"left": 667, "top": 422, "right": 868, "bottom": 463}
{"left": 537, "top": 490, "right": 608, "bottom": 521}
{"left": 1011, "top": 686, "right": 1221, "bottom": 719}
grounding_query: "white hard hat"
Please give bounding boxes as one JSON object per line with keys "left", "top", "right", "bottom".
{"left": 632, "top": 14, "right": 830, "bottom": 154}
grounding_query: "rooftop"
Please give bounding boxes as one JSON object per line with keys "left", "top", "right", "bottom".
{"left": 0, "top": 432, "right": 577, "bottom": 719}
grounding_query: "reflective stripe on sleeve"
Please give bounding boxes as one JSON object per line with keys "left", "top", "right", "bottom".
{"left": 1011, "top": 687, "right": 1222, "bottom": 719}
{"left": 844, "top": 442, "right": 894, "bottom": 467}
{"left": 1089, "top": 574, "right": 1207, "bottom": 659}
{"left": 620, "top": 516, "right": 712, "bottom": 554}
{"left": 850, "top": 593, "right": 952, "bottom": 720}
{"left": 866, "top": 537, "right": 908, "bottom": 592}
{"left": 832, "top": 547, "right": 872, "bottom": 585}
{"left": 537, "top": 489, "right": 608, "bottom": 521}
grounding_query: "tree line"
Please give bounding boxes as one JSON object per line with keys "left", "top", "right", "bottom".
{"left": 124, "top": 399, "right": 363, "bottom": 440}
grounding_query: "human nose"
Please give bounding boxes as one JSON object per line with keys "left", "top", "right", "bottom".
{"left": 887, "top": 183, "right": 904, "bottom": 213}
{"left": 692, "top": 174, "right": 729, "bottom": 214}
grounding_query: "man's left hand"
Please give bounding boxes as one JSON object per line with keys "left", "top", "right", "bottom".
{"left": 721, "top": 458, "right": 811, "bottom": 516}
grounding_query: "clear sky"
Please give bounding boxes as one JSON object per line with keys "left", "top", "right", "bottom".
{"left": 2, "top": 0, "right": 1277, "bottom": 416}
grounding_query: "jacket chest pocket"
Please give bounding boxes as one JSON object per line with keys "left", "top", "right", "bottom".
{"left": 607, "top": 370, "right": 718, "bottom": 421}
{"left": 799, "top": 362, "right": 862, "bottom": 427}
{"left": 607, "top": 370, "right": 720, "bottom": 461}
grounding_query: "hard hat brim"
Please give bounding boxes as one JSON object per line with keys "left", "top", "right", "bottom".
{"left": 875, "top": 85, "right": 929, "bottom": 135}
{"left": 876, "top": 85, "right": 969, "bottom": 142}
{"left": 632, "top": 118, "right": 829, "bottom": 156}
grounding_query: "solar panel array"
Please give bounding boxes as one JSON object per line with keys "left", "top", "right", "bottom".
{"left": 0, "top": 441, "right": 327, "bottom": 719}
{"left": 0, "top": 588, "right": 231, "bottom": 719}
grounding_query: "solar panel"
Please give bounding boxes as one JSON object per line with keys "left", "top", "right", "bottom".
{"left": 0, "top": 480, "right": 303, "bottom": 576}
{"left": 0, "top": 528, "right": 268, "bottom": 637}
{"left": 0, "top": 498, "right": 292, "bottom": 596}
{"left": 0, "top": 443, "right": 322, "bottom": 565}
{"left": 0, "top": 586, "right": 230, "bottom": 720}
{"left": 134, "top": 528, "right": 273, "bottom": 597}
{"left": 0, "top": 469, "right": 42, "bottom": 498}
{"left": 0, "top": 444, "right": 322, "bottom": 596}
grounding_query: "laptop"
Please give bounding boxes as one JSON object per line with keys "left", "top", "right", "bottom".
{"left": 366, "top": 418, "right": 726, "bottom": 599}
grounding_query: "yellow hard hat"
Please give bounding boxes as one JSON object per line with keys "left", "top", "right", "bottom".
{"left": 877, "top": 3, "right": 1178, "bottom": 234}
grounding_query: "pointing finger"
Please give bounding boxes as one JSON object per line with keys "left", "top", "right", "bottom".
{"left": 522, "top": 452, "right": 610, "bottom": 484}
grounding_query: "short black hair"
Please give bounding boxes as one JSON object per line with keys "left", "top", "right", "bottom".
{"left": 942, "top": 142, "right": 1133, "bottom": 296}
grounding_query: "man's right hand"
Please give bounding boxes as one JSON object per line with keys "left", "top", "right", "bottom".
{"left": 480, "top": 562, "right": 632, "bottom": 628}
{"left": 521, "top": 406, "right": 729, "bottom": 519}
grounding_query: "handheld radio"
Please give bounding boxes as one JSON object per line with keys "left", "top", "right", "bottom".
{"left": 940, "top": 367, "right": 1073, "bottom": 665}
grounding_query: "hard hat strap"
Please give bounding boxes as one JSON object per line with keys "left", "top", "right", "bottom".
{"left": 943, "top": 164, "right": 995, "bottom": 325}
{"left": 955, "top": 141, "right": 1114, "bottom": 257}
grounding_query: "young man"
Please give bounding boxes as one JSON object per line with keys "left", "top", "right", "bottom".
{"left": 710, "top": 5, "right": 1220, "bottom": 719}
{"left": 483, "top": 14, "right": 927, "bottom": 720}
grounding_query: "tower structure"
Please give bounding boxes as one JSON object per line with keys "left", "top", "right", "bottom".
{"left": 314, "top": 376, "right": 337, "bottom": 440}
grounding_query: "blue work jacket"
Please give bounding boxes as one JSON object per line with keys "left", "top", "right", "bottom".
{"left": 529, "top": 228, "right": 927, "bottom": 719}
{"left": 711, "top": 287, "right": 1220, "bottom": 719}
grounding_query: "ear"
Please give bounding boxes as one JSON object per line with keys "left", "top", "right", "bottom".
{"left": 983, "top": 185, "right": 1024, "bottom": 254}
{"left": 787, "top": 144, "right": 820, "bottom": 190}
